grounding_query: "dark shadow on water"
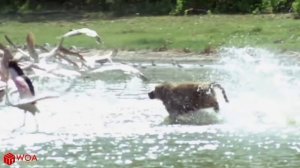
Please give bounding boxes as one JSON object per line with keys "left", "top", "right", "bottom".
{"left": 162, "top": 110, "right": 222, "bottom": 126}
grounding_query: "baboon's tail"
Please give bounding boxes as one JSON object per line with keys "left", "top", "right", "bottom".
{"left": 209, "top": 82, "right": 229, "bottom": 103}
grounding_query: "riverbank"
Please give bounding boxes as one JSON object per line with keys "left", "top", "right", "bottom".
{"left": 86, "top": 49, "right": 218, "bottom": 63}
{"left": 84, "top": 48, "right": 300, "bottom": 65}
{"left": 1, "top": 14, "right": 300, "bottom": 54}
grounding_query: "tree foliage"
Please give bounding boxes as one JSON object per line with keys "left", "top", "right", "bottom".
{"left": 292, "top": 0, "right": 300, "bottom": 17}
{"left": 0, "top": 0, "right": 297, "bottom": 15}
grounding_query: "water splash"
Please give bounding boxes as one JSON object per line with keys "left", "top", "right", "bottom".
{"left": 216, "top": 47, "right": 300, "bottom": 127}
{"left": 1, "top": 48, "right": 300, "bottom": 168}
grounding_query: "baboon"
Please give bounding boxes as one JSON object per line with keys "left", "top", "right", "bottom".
{"left": 148, "top": 82, "right": 229, "bottom": 120}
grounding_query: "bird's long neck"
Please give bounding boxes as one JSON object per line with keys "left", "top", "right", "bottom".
{"left": 9, "top": 67, "right": 20, "bottom": 80}
{"left": 9, "top": 65, "right": 35, "bottom": 98}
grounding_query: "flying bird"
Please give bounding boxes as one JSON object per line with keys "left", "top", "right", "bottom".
{"left": 26, "top": 32, "right": 39, "bottom": 62}
{"left": 95, "top": 49, "right": 117, "bottom": 65}
{"left": 0, "top": 44, "right": 13, "bottom": 82}
{"left": 89, "top": 63, "right": 148, "bottom": 81}
{"left": 61, "top": 28, "right": 102, "bottom": 44}
{"left": 0, "top": 45, "right": 14, "bottom": 101}
{"left": 84, "top": 49, "right": 117, "bottom": 69}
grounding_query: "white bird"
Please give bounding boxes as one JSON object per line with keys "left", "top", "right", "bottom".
{"left": 6, "top": 60, "right": 57, "bottom": 131}
{"left": 61, "top": 28, "right": 102, "bottom": 44}
{"left": 38, "top": 46, "right": 60, "bottom": 59}
{"left": 89, "top": 63, "right": 148, "bottom": 81}
{"left": 95, "top": 49, "right": 117, "bottom": 64}
{"left": 84, "top": 49, "right": 117, "bottom": 69}
{"left": 0, "top": 80, "right": 6, "bottom": 90}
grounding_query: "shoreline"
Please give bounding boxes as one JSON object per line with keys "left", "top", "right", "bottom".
{"left": 82, "top": 48, "right": 300, "bottom": 64}
{"left": 85, "top": 49, "right": 220, "bottom": 64}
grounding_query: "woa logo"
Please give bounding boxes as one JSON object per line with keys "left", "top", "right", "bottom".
{"left": 3, "top": 152, "right": 38, "bottom": 166}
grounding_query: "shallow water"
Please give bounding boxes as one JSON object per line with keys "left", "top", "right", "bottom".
{"left": 1, "top": 47, "right": 300, "bottom": 168}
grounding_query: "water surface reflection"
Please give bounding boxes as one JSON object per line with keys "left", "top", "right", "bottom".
{"left": 0, "top": 47, "right": 300, "bottom": 167}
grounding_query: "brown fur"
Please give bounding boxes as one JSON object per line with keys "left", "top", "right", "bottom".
{"left": 148, "top": 82, "right": 229, "bottom": 119}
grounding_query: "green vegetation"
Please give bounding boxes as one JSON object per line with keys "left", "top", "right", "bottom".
{"left": 292, "top": 0, "right": 300, "bottom": 17}
{"left": 0, "top": 0, "right": 297, "bottom": 16}
{"left": 0, "top": 14, "right": 300, "bottom": 53}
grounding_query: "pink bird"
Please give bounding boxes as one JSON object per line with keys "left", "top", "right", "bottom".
{"left": 7, "top": 61, "right": 57, "bottom": 131}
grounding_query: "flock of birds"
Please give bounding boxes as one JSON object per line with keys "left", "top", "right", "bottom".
{"left": 0, "top": 28, "right": 154, "bottom": 131}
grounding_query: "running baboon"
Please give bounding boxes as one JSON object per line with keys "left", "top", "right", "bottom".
{"left": 148, "top": 82, "right": 229, "bottom": 119}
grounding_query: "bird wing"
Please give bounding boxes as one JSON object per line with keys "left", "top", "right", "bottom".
{"left": 39, "top": 47, "right": 59, "bottom": 58}
{"left": 61, "top": 28, "right": 102, "bottom": 44}
{"left": 14, "top": 76, "right": 34, "bottom": 98}
{"left": 15, "top": 94, "right": 59, "bottom": 106}
{"left": 0, "top": 44, "right": 14, "bottom": 82}
{"left": 77, "top": 28, "right": 98, "bottom": 37}
{"left": 26, "top": 32, "right": 39, "bottom": 62}
{"left": 90, "top": 63, "right": 148, "bottom": 81}
{"left": 90, "top": 50, "right": 116, "bottom": 64}
{"left": 4, "top": 35, "right": 32, "bottom": 60}
{"left": 4, "top": 35, "right": 18, "bottom": 48}
{"left": 59, "top": 47, "right": 86, "bottom": 61}
{"left": 62, "top": 29, "right": 82, "bottom": 38}
{"left": 0, "top": 81, "right": 6, "bottom": 90}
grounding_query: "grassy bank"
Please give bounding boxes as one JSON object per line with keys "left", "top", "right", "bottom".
{"left": 0, "top": 14, "right": 299, "bottom": 53}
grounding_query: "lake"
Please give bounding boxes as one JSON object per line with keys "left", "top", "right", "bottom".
{"left": 0, "top": 47, "right": 300, "bottom": 167}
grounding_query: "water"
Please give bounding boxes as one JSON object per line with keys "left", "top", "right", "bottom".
{"left": 1, "top": 47, "right": 300, "bottom": 167}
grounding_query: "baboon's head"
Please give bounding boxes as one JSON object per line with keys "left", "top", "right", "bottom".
{"left": 148, "top": 83, "right": 172, "bottom": 100}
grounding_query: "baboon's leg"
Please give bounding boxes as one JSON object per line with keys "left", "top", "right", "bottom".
{"left": 169, "top": 113, "right": 178, "bottom": 124}
{"left": 213, "top": 102, "right": 220, "bottom": 113}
